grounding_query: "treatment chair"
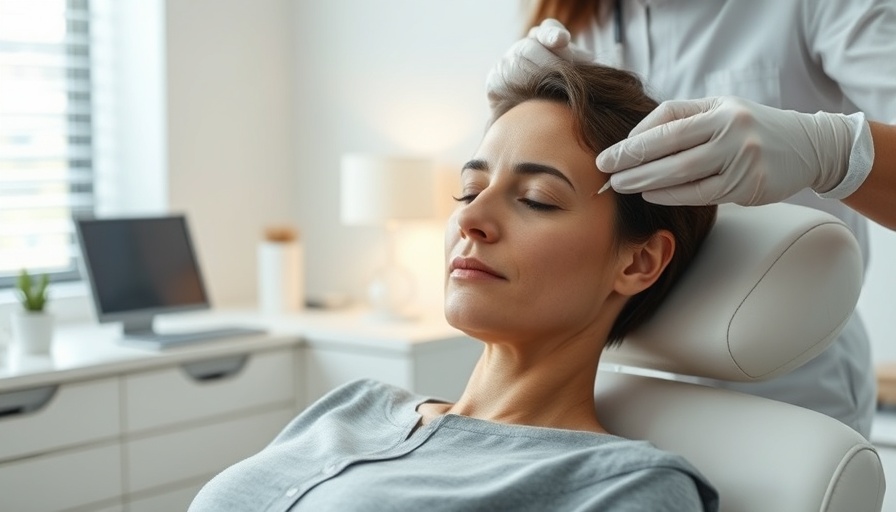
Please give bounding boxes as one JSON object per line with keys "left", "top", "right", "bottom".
{"left": 596, "top": 203, "right": 885, "bottom": 512}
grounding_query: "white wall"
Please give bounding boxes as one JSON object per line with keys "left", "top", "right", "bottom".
{"left": 166, "top": 0, "right": 298, "bottom": 306}
{"left": 859, "top": 222, "right": 896, "bottom": 362}
{"left": 94, "top": 0, "right": 168, "bottom": 216}
{"left": 291, "top": 0, "right": 523, "bottom": 310}
{"left": 90, "top": 0, "right": 168, "bottom": 216}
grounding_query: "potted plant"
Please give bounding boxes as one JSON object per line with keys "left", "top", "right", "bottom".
{"left": 11, "top": 269, "right": 54, "bottom": 354}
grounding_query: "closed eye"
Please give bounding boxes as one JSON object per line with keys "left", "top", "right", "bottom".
{"left": 453, "top": 193, "right": 478, "bottom": 204}
{"left": 519, "top": 198, "right": 560, "bottom": 211}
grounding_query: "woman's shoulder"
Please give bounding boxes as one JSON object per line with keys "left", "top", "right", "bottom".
{"left": 432, "top": 420, "right": 717, "bottom": 511}
{"left": 587, "top": 437, "right": 718, "bottom": 510}
{"left": 553, "top": 435, "right": 718, "bottom": 511}
{"left": 435, "top": 417, "right": 713, "bottom": 490}
{"left": 533, "top": 430, "right": 704, "bottom": 480}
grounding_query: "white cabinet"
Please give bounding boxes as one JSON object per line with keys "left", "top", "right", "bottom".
{"left": 0, "top": 378, "right": 122, "bottom": 511}
{"left": 126, "top": 407, "right": 295, "bottom": 498}
{"left": 126, "top": 482, "right": 204, "bottom": 512}
{"left": 0, "top": 337, "right": 300, "bottom": 512}
{"left": 303, "top": 342, "right": 481, "bottom": 405}
{"left": 123, "top": 348, "right": 295, "bottom": 432}
{"left": 877, "top": 446, "right": 896, "bottom": 512}
{"left": 299, "top": 315, "right": 482, "bottom": 406}
{"left": 122, "top": 347, "right": 298, "bottom": 508}
{"left": 0, "top": 443, "right": 123, "bottom": 512}
{"left": 0, "top": 378, "right": 120, "bottom": 460}
{"left": 0, "top": 309, "right": 476, "bottom": 511}
{"left": 871, "top": 410, "right": 896, "bottom": 512}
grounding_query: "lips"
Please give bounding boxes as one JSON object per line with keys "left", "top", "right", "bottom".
{"left": 449, "top": 256, "right": 506, "bottom": 280}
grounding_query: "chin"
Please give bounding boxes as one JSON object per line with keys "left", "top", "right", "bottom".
{"left": 443, "top": 293, "right": 469, "bottom": 331}
{"left": 444, "top": 291, "right": 480, "bottom": 330}
{"left": 443, "top": 291, "right": 513, "bottom": 341}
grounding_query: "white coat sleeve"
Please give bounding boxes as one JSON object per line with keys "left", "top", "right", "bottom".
{"left": 803, "top": 0, "right": 896, "bottom": 123}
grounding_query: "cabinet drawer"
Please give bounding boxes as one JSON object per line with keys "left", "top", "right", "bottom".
{"left": 124, "top": 348, "right": 295, "bottom": 433}
{"left": 0, "top": 378, "right": 120, "bottom": 461}
{"left": 126, "top": 406, "right": 295, "bottom": 493}
{"left": 304, "top": 348, "right": 410, "bottom": 405}
{"left": 0, "top": 442, "right": 122, "bottom": 512}
{"left": 127, "top": 480, "right": 205, "bottom": 512}
{"left": 80, "top": 504, "right": 124, "bottom": 512}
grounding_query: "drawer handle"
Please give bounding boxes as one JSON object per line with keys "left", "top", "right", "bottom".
{"left": 181, "top": 355, "right": 249, "bottom": 382}
{"left": 0, "top": 385, "right": 58, "bottom": 418}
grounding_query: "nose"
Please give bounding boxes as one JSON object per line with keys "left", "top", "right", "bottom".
{"left": 455, "top": 191, "right": 499, "bottom": 243}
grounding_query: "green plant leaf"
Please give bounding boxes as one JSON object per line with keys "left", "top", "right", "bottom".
{"left": 16, "top": 269, "right": 50, "bottom": 312}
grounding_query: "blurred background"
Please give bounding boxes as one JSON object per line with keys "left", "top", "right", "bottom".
{"left": 1, "top": 0, "right": 893, "bottom": 364}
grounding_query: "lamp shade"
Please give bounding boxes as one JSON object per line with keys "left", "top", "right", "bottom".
{"left": 340, "top": 154, "right": 435, "bottom": 226}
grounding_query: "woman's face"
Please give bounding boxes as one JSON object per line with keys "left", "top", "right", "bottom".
{"left": 444, "top": 99, "right": 627, "bottom": 346}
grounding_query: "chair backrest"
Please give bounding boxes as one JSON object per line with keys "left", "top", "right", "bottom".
{"left": 596, "top": 203, "right": 885, "bottom": 512}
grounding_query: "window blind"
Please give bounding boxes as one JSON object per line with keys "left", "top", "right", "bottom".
{"left": 0, "top": 0, "right": 93, "bottom": 287}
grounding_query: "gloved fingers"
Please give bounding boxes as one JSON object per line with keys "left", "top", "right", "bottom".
{"left": 628, "top": 98, "right": 719, "bottom": 138}
{"left": 531, "top": 19, "right": 594, "bottom": 62}
{"left": 640, "top": 178, "right": 726, "bottom": 206}
{"left": 489, "top": 18, "right": 593, "bottom": 108}
{"left": 640, "top": 171, "right": 762, "bottom": 206}
{"left": 485, "top": 37, "right": 563, "bottom": 99}
{"left": 607, "top": 146, "right": 725, "bottom": 194}
{"left": 597, "top": 110, "right": 719, "bottom": 174}
{"left": 641, "top": 187, "right": 706, "bottom": 206}
{"left": 554, "top": 41, "right": 595, "bottom": 63}
{"left": 509, "top": 36, "right": 564, "bottom": 69}
{"left": 532, "top": 19, "right": 572, "bottom": 49}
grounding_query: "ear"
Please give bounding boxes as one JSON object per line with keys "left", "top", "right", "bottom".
{"left": 613, "top": 230, "right": 675, "bottom": 297}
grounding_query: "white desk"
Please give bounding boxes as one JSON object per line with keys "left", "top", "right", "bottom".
{"left": 0, "top": 308, "right": 481, "bottom": 512}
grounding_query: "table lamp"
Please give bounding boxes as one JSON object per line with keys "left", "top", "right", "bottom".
{"left": 340, "top": 154, "right": 435, "bottom": 320}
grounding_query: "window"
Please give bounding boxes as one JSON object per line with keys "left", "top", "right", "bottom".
{"left": 0, "top": 0, "right": 93, "bottom": 287}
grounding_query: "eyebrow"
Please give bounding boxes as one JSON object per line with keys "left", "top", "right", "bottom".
{"left": 461, "top": 159, "right": 576, "bottom": 190}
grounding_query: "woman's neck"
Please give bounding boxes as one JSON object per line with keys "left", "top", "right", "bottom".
{"left": 420, "top": 337, "right": 607, "bottom": 434}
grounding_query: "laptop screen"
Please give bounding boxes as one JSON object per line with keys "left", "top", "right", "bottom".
{"left": 75, "top": 216, "right": 209, "bottom": 317}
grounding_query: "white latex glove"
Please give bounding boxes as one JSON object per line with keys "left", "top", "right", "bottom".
{"left": 597, "top": 96, "right": 873, "bottom": 206}
{"left": 486, "top": 19, "right": 594, "bottom": 111}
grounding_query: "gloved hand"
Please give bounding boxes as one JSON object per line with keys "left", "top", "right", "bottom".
{"left": 486, "top": 19, "right": 594, "bottom": 111}
{"left": 596, "top": 96, "right": 873, "bottom": 205}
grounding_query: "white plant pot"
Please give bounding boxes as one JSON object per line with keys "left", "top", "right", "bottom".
{"left": 11, "top": 311, "right": 54, "bottom": 355}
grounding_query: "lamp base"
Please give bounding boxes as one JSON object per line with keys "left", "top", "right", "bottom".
{"left": 367, "top": 263, "right": 417, "bottom": 321}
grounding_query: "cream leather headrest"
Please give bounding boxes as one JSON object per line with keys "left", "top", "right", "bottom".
{"left": 604, "top": 203, "right": 863, "bottom": 381}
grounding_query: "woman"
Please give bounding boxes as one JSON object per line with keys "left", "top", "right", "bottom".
{"left": 190, "top": 61, "right": 718, "bottom": 511}
{"left": 487, "top": 0, "right": 896, "bottom": 437}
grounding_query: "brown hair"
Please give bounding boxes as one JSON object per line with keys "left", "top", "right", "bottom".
{"left": 490, "top": 61, "right": 717, "bottom": 346}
